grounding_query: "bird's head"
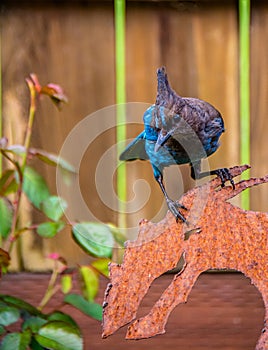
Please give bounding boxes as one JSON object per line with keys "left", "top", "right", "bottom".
{"left": 154, "top": 129, "right": 173, "bottom": 152}
{"left": 143, "top": 105, "right": 182, "bottom": 151}
{"left": 152, "top": 106, "right": 175, "bottom": 152}
{"left": 145, "top": 105, "right": 179, "bottom": 130}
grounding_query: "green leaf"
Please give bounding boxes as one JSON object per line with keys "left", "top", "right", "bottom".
{"left": 0, "top": 295, "right": 42, "bottom": 317}
{"left": 72, "top": 222, "right": 114, "bottom": 258}
{"left": 37, "top": 221, "right": 65, "bottom": 238}
{"left": 22, "top": 166, "right": 50, "bottom": 209}
{"left": 47, "top": 311, "right": 78, "bottom": 328}
{"left": 64, "top": 294, "right": 102, "bottom": 321}
{"left": 0, "top": 324, "right": 5, "bottom": 336}
{"left": 91, "top": 258, "right": 110, "bottom": 277}
{"left": 29, "top": 148, "right": 76, "bottom": 173}
{"left": 106, "top": 223, "right": 126, "bottom": 247}
{"left": 0, "top": 249, "right": 11, "bottom": 274}
{"left": 35, "top": 321, "right": 82, "bottom": 350}
{"left": 22, "top": 316, "right": 47, "bottom": 333}
{"left": 79, "top": 266, "right": 99, "bottom": 301}
{"left": 5, "top": 145, "right": 26, "bottom": 156}
{"left": 61, "top": 275, "right": 72, "bottom": 294}
{"left": 29, "top": 337, "right": 46, "bottom": 350}
{"left": 1, "top": 330, "right": 31, "bottom": 350}
{"left": 0, "top": 169, "right": 18, "bottom": 195}
{"left": 40, "top": 196, "right": 67, "bottom": 221}
{"left": 0, "top": 197, "right": 13, "bottom": 238}
{"left": 0, "top": 306, "right": 20, "bottom": 326}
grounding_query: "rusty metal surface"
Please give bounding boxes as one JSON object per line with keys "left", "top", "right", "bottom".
{"left": 102, "top": 165, "right": 268, "bottom": 350}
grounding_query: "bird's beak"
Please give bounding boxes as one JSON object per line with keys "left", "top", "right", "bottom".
{"left": 154, "top": 130, "right": 172, "bottom": 152}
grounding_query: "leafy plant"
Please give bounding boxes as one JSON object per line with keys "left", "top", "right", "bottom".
{"left": 0, "top": 74, "right": 125, "bottom": 349}
{"left": 0, "top": 294, "right": 83, "bottom": 350}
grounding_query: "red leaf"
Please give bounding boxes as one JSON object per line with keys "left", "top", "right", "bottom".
{"left": 29, "top": 73, "right": 42, "bottom": 93}
{"left": 40, "top": 83, "right": 68, "bottom": 108}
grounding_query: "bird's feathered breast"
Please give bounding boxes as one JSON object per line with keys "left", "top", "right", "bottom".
{"left": 151, "top": 96, "right": 225, "bottom": 161}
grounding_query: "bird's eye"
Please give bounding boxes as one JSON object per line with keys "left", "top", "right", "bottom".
{"left": 173, "top": 114, "right": 181, "bottom": 121}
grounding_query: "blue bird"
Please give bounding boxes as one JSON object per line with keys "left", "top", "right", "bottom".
{"left": 120, "top": 67, "right": 234, "bottom": 222}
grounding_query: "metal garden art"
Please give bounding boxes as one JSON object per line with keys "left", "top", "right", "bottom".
{"left": 102, "top": 68, "right": 267, "bottom": 350}
{"left": 102, "top": 165, "right": 268, "bottom": 350}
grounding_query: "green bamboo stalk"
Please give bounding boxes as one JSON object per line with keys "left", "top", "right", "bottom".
{"left": 114, "top": 0, "right": 127, "bottom": 228}
{"left": 239, "top": 0, "right": 251, "bottom": 209}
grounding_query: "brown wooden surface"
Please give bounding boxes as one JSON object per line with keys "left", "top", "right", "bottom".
{"left": 1, "top": 1, "right": 268, "bottom": 268}
{"left": 250, "top": 2, "right": 268, "bottom": 213}
{"left": 0, "top": 272, "right": 265, "bottom": 349}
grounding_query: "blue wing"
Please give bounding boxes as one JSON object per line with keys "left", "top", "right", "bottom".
{"left": 119, "top": 131, "right": 149, "bottom": 161}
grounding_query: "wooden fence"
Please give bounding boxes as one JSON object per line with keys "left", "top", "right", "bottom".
{"left": 1, "top": 0, "right": 268, "bottom": 269}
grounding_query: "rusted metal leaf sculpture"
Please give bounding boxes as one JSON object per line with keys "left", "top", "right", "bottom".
{"left": 102, "top": 165, "right": 268, "bottom": 350}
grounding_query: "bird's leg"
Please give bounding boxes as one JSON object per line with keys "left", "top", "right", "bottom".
{"left": 190, "top": 161, "right": 235, "bottom": 189}
{"left": 155, "top": 174, "right": 188, "bottom": 223}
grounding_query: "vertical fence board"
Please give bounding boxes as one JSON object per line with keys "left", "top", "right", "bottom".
{"left": 2, "top": 1, "right": 266, "bottom": 269}
{"left": 250, "top": 2, "right": 268, "bottom": 212}
{"left": 2, "top": 4, "right": 116, "bottom": 269}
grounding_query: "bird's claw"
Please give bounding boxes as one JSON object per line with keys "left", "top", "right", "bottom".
{"left": 178, "top": 203, "right": 188, "bottom": 211}
{"left": 214, "top": 168, "right": 235, "bottom": 189}
{"left": 166, "top": 199, "right": 188, "bottom": 224}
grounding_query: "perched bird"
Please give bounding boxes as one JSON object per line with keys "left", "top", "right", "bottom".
{"left": 120, "top": 67, "right": 234, "bottom": 222}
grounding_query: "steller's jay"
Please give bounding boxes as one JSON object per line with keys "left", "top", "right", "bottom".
{"left": 120, "top": 67, "right": 234, "bottom": 222}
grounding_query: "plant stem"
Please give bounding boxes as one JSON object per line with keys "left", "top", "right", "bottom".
{"left": 0, "top": 32, "right": 2, "bottom": 178}
{"left": 38, "top": 264, "right": 60, "bottom": 311}
{"left": 5, "top": 156, "right": 24, "bottom": 254}
{"left": 6, "top": 79, "right": 37, "bottom": 254}
{"left": 22, "top": 78, "right": 36, "bottom": 171}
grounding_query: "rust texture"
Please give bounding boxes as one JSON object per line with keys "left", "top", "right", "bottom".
{"left": 102, "top": 165, "right": 268, "bottom": 350}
